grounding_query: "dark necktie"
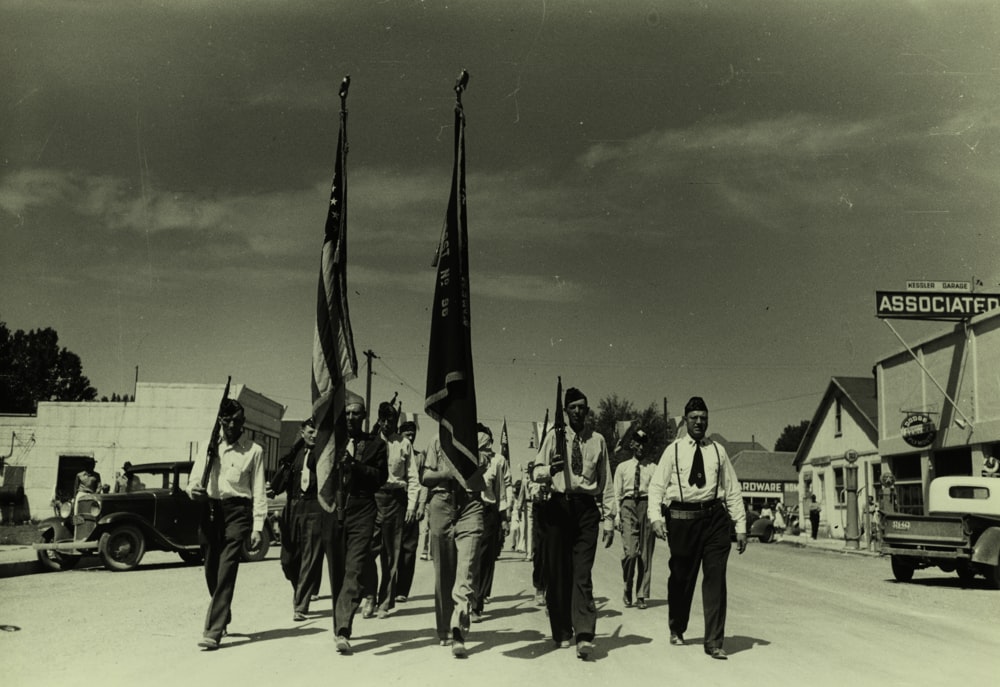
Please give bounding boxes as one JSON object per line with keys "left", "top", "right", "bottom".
{"left": 633, "top": 462, "right": 641, "bottom": 498}
{"left": 571, "top": 437, "right": 584, "bottom": 476}
{"left": 689, "top": 444, "right": 706, "bottom": 488}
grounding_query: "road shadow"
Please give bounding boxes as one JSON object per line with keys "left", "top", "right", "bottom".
{"left": 681, "top": 633, "right": 769, "bottom": 656}
{"left": 221, "top": 624, "right": 327, "bottom": 647}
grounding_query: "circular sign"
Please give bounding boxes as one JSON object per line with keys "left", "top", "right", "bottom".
{"left": 900, "top": 413, "right": 936, "bottom": 448}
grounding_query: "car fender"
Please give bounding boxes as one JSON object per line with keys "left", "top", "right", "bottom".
{"left": 98, "top": 511, "right": 194, "bottom": 552}
{"left": 37, "top": 516, "right": 73, "bottom": 542}
{"left": 972, "top": 526, "right": 1000, "bottom": 566}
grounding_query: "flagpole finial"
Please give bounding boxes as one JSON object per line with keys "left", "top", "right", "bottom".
{"left": 339, "top": 76, "right": 351, "bottom": 106}
{"left": 455, "top": 69, "right": 470, "bottom": 102}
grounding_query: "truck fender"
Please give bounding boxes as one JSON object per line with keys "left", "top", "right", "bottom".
{"left": 972, "top": 527, "right": 1000, "bottom": 566}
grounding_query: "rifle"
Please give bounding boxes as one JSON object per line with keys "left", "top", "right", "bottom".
{"left": 201, "top": 376, "right": 232, "bottom": 488}
{"left": 553, "top": 376, "right": 571, "bottom": 486}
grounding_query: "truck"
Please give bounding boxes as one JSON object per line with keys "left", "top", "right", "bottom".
{"left": 880, "top": 475, "right": 1000, "bottom": 588}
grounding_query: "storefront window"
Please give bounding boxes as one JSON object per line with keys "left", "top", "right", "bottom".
{"left": 892, "top": 454, "right": 923, "bottom": 514}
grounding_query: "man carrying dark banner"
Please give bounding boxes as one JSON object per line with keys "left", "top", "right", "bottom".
{"left": 532, "top": 386, "right": 615, "bottom": 660}
{"left": 320, "top": 391, "right": 388, "bottom": 654}
{"left": 420, "top": 424, "right": 484, "bottom": 658}
{"left": 423, "top": 72, "right": 487, "bottom": 658}
{"left": 188, "top": 398, "right": 266, "bottom": 651}
{"left": 648, "top": 396, "right": 747, "bottom": 660}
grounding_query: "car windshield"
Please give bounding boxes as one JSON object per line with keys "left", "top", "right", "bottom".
{"left": 116, "top": 468, "right": 191, "bottom": 493}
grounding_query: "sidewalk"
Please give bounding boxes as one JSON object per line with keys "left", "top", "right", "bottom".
{"left": 775, "top": 532, "right": 881, "bottom": 557}
{"left": 0, "top": 532, "right": 882, "bottom": 579}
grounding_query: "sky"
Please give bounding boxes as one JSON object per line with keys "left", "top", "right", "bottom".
{"left": 2, "top": 0, "right": 999, "bottom": 464}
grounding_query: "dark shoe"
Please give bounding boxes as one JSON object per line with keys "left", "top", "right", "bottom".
{"left": 669, "top": 633, "right": 685, "bottom": 646}
{"left": 451, "top": 629, "right": 467, "bottom": 658}
{"left": 636, "top": 598, "right": 648, "bottom": 610}
{"left": 197, "top": 637, "right": 219, "bottom": 651}
{"left": 623, "top": 591, "right": 633, "bottom": 608}
{"left": 334, "top": 635, "right": 352, "bottom": 654}
{"left": 587, "top": 600, "right": 596, "bottom": 613}
{"left": 576, "top": 640, "right": 595, "bottom": 660}
{"left": 706, "top": 647, "right": 728, "bottom": 660}
{"left": 293, "top": 611, "right": 307, "bottom": 622}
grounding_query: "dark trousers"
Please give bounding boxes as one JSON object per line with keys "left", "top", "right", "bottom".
{"left": 322, "top": 497, "right": 377, "bottom": 639}
{"left": 473, "top": 502, "right": 502, "bottom": 613}
{"left": 280, "top": 497, "right": 325, "bottom": 614}
{"left": 428, "top": 490, "right": 483, "bottom": 640}
{"left": 541, "top": 493, "right": 600, "bottom": 644}
{"left": 810, "top": 511, "right": 820, "bottom": 539}
{"left": 530, "top": 501, "right": 547, "bottom": 593}
{"left": 666, "top": 502, "right": 732, "bottom": 650}
{"left": 620, "top": 497, "right": 654, "bottom": 600}
{"left": 362, "top": 489, "right": 406, "bottom": 611}
{"left": 397, "top": 515, "right": 421, "bottom": 598}
{"left": 199, "top": 498, "right": 251, "bottom": 642}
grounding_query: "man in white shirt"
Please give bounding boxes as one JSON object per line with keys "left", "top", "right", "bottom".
{"left": 648, "top": 397, "right": 747, "bottom": 660}
{"left": 612, "top": 429, "right": 656, "bottom": 609}
{"left": 188, "top": 398, "right": 266, "bottom": 651}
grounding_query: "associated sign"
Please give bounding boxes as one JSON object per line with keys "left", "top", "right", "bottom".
{"left": 900, "top": 413, "right": 936, "bottom": 448}
{"left": 905, "top": 280, "right": 970, "bottom": 292}
{"left": 876, "top": 291, "right": 1000, "bottom": 320}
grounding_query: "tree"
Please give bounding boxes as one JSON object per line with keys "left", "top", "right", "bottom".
{"left": 0, "top": 319, "right": 98, "bottom": 413}
{"left": 593, "top": 393, "right": 675, "bottom": 473}
{"left": 774, "top": 420, "right": 810, "bottom": 452}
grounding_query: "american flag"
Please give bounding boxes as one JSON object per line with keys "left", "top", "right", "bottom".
{"left": 425, "top": 72, "right": 483, "bottom": 488}
{"left": 313, "top": 77, "right": 358, "bottom": 514}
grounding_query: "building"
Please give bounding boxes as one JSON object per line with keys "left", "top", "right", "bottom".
{"left": 875, "top": 309, "right": 1000, "bottom": 515}
{"left": 729, "top": 450, "right": 798, "bottom": 513}
{"left": 793, "top": 376, "right": 880, "bottom": 541}
{"left": 0, "top": 382, "right": 285, "bottom": 522}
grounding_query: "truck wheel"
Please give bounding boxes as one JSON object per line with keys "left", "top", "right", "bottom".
{"left": 957, "top": 566, "right": 977, "bottom": 587}
{"left": 98, "top": 525, "right": 146, "bottom": 572}
{"left": 891, "top": 556, "right": 915, "bottom": 582}
{"left": 986, "top": 559, "right": 1000, "bottom": 591}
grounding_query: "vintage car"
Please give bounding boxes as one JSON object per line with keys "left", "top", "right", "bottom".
{"left": 34, "top": 461, "right": 276, "bottom": 572}
{"left": 730, "top": 508, "right": 777, "bottom": 543}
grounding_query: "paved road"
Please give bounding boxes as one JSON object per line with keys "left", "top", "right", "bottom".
{"left": 3, "top": 538, "right": 998, "bottom": 687}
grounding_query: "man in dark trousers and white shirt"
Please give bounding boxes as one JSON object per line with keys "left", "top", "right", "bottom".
{"left": 188, "top": 398, "right": 266, "bottom": 651}
{"left": 531, "top": 386, "right": 615, "bottom": 660}
{"left": 648, "top": 396, "right": 747, "bottom": 660}
{"left": 271, "top": 417, "right": 324, "bottom": 621}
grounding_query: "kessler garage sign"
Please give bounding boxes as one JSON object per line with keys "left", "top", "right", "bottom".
{"left": 876, "top": 291, "right": 1000, "bottom": 321}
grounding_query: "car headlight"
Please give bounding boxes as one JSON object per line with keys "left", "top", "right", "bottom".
{"left": 88, "top": 500, "right": 102, "bottom": 517}
{"left": 59, "top": 501, "right": 73, "bottom": 519}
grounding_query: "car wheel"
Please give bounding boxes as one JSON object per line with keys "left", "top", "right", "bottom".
{"left": 984, "top": 553, "right": 1000, "bottom": 590}
{"left": 891, "top": 556, "right": 915, "bottom": 583}
{"left": 241, "top": 531, "right": 270, "bottom": 562}
{"left": 758, "top": 525, "right": 775, "bottom": 544}
{"left": 36, "top": 534, "right": 82, "bottom": 572}
{"left": 98, "top": 525, "right": 146, "bottom": 572}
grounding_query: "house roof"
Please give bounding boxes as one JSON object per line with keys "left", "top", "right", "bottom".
{"left": 730, "top": 450, "right": 799, "bottom": 482}
{"left": 793, "top": 375, "right": 878, "bottom": 469}
{"left": 708, "top": 434, "right": 767, "bottom": 456}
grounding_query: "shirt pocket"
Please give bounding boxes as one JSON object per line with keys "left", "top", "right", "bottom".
{"left": 223, "top": 460, "right": 247, "bottom": 488}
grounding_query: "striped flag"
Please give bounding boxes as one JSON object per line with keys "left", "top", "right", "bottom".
{"left": 425, "top": 72, "right": 484, "bottom": 489}
{"left": 313, "top": 77, "right": 358, "bottom": 514}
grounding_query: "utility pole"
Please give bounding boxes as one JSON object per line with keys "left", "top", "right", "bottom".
{"left": 363, "top": 349, "right": 378, "bottom": 432}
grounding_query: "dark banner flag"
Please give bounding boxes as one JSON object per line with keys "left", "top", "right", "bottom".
{"left": 425, "top": 71, "right": 484, "bottom": 488}
{"left": 313, "top": 77, "right": 359, "bottom": 514}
